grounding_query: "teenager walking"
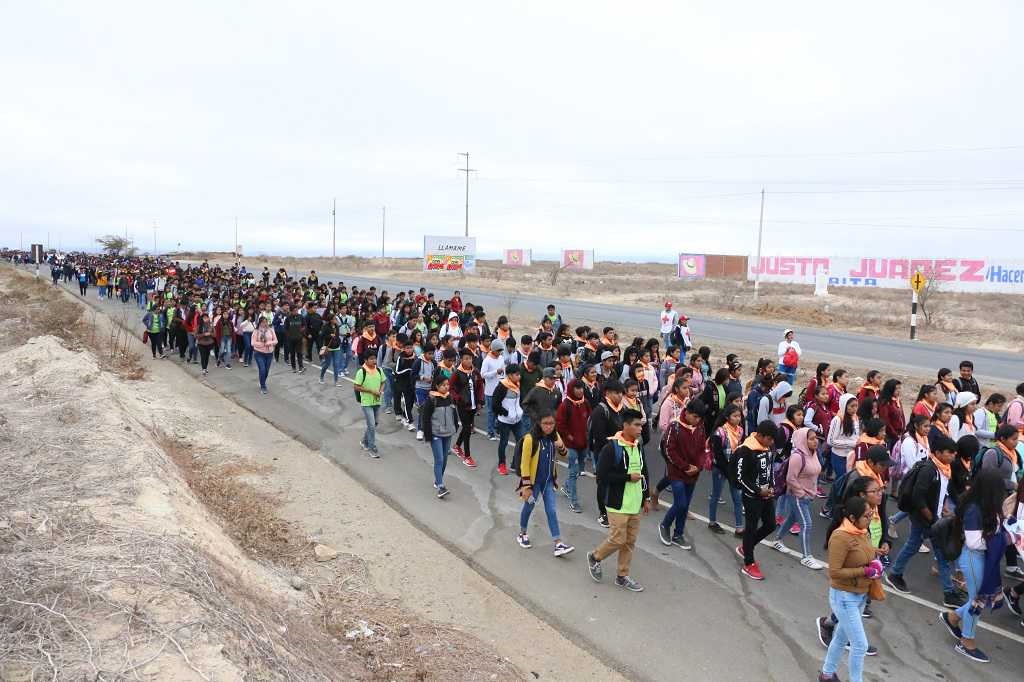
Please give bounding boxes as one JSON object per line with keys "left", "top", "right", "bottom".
{"left": 420, "top": 374, "right": 460, "bottom": 498}
{"left": 736, "top": 420, "right": 780, "bottom": 580}
{"left": 516, "top": 412, "right": 575, "bottom": 557}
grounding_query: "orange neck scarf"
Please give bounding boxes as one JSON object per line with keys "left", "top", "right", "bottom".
{"left": 929, "top": 454, "right": 952, "bottom": 480}
{"left": 854, "top": 460, "right": 883, "bottom": 487}
{"left": 724, "top": 423, "right": 743, "bottom": 450}
{"left": 840, "top": 518, "right": 867, "bottom": 536}
{"left": 998, "top": 442, "right": 1020, "bottom": 471}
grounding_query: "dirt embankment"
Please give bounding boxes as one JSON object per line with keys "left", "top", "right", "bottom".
{"left": 0, "top": 267, "right": 618, "bottom": 680}
{"left": 171, "top": 252, "right": 1024, "bottom": 353}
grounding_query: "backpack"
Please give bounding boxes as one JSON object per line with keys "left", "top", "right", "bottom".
{"left": 771, "top": 453, "right": 806, "bottom": 498}
{"left": 586, "top": 403, "right": 610, "bottom": 447}
{"left": 889, "top": 438, "right": 905, "bottom": 478}
{"left": 511, "top": 433, "right": 539, "bottom": 476}
{"left": 897, "top": 460, "right": 929, "bottom": 513}
{"left": 782, "top": 347, "right": 799, "bottom": 367}
{"left": 972, "top": 446, "right": 1005, "bottom": 480}
{"left": 930, "top": 514, "right": 965, "bottom": 562}
{"left": 820, "top": 471, "right": 852, "bottom": 519}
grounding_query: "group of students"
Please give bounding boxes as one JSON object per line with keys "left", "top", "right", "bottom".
{"left": 37, "top": 252, "right": 1024, "bottom": 681}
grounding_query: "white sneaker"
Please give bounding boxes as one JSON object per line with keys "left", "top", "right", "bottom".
{"left": 918, "top": 544, "right": 931, "bottom": 554}
{"left": 772, "top": 540, "right": 787, "bottom": 553}
{"left": 385, "top": 407, "right": 393, "bottom": 414}
{"left": 406, "top": 422, "right": 416, "bottom": 432}
{"left": 801, "top": 556, "right": 825, "bottom": 570}
{"left": 415, "top": 430, "right": 424, "bottom": 441}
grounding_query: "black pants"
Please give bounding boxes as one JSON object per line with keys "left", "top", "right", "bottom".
{"left": 174, "top": 329, "right": 187, "bottom": 358}
{"left": 79, "top": 283, "right": 87, "bottom": 295}
{"left": 456, "top": 406, "right": 476, "bottom": 456}
{"left": 394, "top": 379, "right": 415, "bottom": 422}
{"left": 305, "top": 336, "right": 320, "bottom": 361}
{"left": 148, "top": 330, "right": 165, "bottom": 357}
{"left": 741, "top": 496, "right": 776, "bottom": 565}
{"left": 284, "top": 337, "right": 303, "bottom": 370}
{"left": 597, "top": 478, "right": 608, "bottom": 517}
{"left": 198, "top": 344, "right": 212, "bottom": 370}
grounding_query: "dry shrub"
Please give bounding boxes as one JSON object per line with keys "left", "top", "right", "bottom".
{"left": 159, "top": 432, "right": 304, "bottom": 566}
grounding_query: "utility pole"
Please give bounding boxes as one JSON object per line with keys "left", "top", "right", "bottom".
{"left": 381, "top": 205, "right": 386, "bottom": 259}
{"left": 753, "top": 187, "right": 766, "bottom": 299}
{"left": 332, "top": 198, "right": 337, "bottom": 258}
{"left": 457, "top": 152, "right": 475, "bottom": 237}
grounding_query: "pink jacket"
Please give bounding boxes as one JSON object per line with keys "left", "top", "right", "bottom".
{"left": 786, "top": 428, "right": 822, "bottom": 499}
{"left": 250, "top": 328, "right": 278, "bottom": 354}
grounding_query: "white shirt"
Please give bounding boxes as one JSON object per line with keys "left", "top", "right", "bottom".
{"left": 481, "top": 354, "right": 506, "bottom": 396}
{"left": 659, "top": 309, "right": 678, "bottom": 334}
{"left": 778, "top": 340, "right": 802, "bottom": 366}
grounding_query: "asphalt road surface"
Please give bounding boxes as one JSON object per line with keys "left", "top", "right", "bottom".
{"left": 311, "top": 270, "right": 1024, "bottom": 386}
{"left": 49, "top": 271, "right": 1024, "bottom": 680}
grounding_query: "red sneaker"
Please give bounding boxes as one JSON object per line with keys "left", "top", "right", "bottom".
{"left": 498, "top": 463, "right": 508, "bottom": 476}
{"left": 452, "top": 445, "right": 465, "bottom": 459}
{"left": 464, "top": 456, "right": 478, "bottom": 468}
{"left": 742, "top": 562, "right": 765, "bottom": 581}
{"left": 789, "top": 523, "right": 801, "bottom": 535}
{"left": 775, "top": 515, "right": 784, "bottom": 525}
{"left": 735, "top": 545, "right": 745, "bottom": 561}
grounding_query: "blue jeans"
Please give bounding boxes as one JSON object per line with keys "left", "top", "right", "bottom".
{"left": 254, "top": 351, "right": 273, "bottom": 390}
{"left": 361, "top": 405, "right": 380, "bottom": 451}
{"left": 521, "top": 413, "right": 533, "bottom": 434}
{"left": 415, "top": 387, "right": 430, "bottom": 429}
{"left": 708, "top": 469, "right": 744, "bottom": 527}
{"left": 889, "top": 510, "right": 909, "bottom": 525}
{"left": 484, "top": 394, "right": 497, "bottom": 436}
{"left": 955, "top": 549, "right": 985, "bottom": 639}
{"left": 661, "top": 480, "right": 696, "bottom": 537}
{"left": 382, "top": 368, "right": 394, "bottom": 409}
{"left": 219, "top": 337, "right": 233, "bottom": 366}
{"left": 776, "top": 495, "right": 813, "bottom": 557}
{"left": 780, "top": 364, "right": 797, "bottom": 386}
{"left": 187, "top": 333, "right": 197, "bottom": 361}
{"left": 822, "top": 588, "right": 868, "bottom": 681}
{"left": 339, "top": 341, "right": 351, "bottom": 373}
{"left": 497, "top": 420, "right": 525, "bottom": 465}
{"left": 430, "top": 436, "right": 451, "bottom": 487}
{"left": 889, "top": 519, "right": 954, "bottom": 592}
{"left": 320, "top": 349, "right": 342, "bottom": 381}
{"left": 565, "top": 448, "right": 588, "bottom": 505}
{"left": 243, "top": 331, "right": 253, "bottom": 364}
{"left": 831, "top": 451, "right": 848, "bottom": 479}
{"left": 520, "top": 479, "right": 560, "bottom": 539}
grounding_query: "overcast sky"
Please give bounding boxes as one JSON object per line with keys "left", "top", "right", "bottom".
{"left": 2, "top": 1, "right": 1023, "bottom": 261}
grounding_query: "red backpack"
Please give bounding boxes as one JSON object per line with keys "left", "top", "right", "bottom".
{"left": 782, "top": 347, "right": 799, "bottom": 367}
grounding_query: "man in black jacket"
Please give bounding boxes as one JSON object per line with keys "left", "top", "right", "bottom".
{"left": 952, "top": 360, "right": 982, "bottom": 401}
{"left": 884, "top": 436, "right": 965, "bottom": 607}
{"left": 735, "top": 420, "right": 779, "bottom": 580}
{"left": 589, "top": 380, "right": 626, "bottom": 528}
{"left": 586, "top": 409, "right": 653, "bottom": 592}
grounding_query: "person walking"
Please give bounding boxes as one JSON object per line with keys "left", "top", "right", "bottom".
{"left": 481, "top": 339, "right": 506, "bottom": 441}
{"left": 817, "top": 496, "right": 883, "bottom": 682}
{"left": 587, "top": 409, "right": 653, "bottom": 592}
{"left": 516, "top": 412, "right": 575, "bottom": 557}
{"left": 353, "top": 354, "right": 385, "bottom": 458}
{"left": 659, "top": 301, "right": 678, "bottom": 349}
{"left": 940, "top": 468, "right": 1011, "bottom": 664}
{"left": 492, "top": 363, "right": 525, "bottom": 476}
{"left": 657, "top": 400, "right": 709, "bottom": 550}
{"left": 556, "top": 379, "right": 592, "bottom": 514}
{"left": 450, "top": 348, "right": 483, "bottom": 468}
{"left": 708, "top": 404, "right": 745, "bottom": 535}
{"left": 195, "top": 312, "right": 216, "bottom": 375}
{"left": 772, "top": 427, "right": 826, "bottom": 569}
{"left": 588, "top": 380, "right": 627, "bottom": 528}
{"left": 251, "top": 317, "right": 277, "bottom": 395}
{"left": 736, "top": 420, "right": 780, "bottom": 580}
{"left": 142, "top": 303, "right": 167, "bottom": 359}
{"left": 420, "top": 374, "right": 460, "bottom": 498}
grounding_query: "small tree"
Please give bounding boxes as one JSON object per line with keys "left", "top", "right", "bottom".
{"left": 917, "top": 275, "right": 941, "bottom": 327}
{"left": 96, "top": 234, "right": 130, "bottom": 255}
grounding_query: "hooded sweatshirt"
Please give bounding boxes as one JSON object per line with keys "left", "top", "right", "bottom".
{"left": 757, "top": 381, "right": 792, "bottom": 426}
{"left": 826, "top": 394, "right": 861, "bottom": 462}
{"left": 492, "top": 377, "right": 523, "bottom": 424}
{"left": 786, "top": 428, "right": 822, "bottom": 499}
{"left": 736, "top": 434, "right": 773, "bottom": 499}
{"left": 556, "top": 380, "right": 592, "bottom": 450}
{"left": 662, "top": 417, "right": 709, "bottom": 484}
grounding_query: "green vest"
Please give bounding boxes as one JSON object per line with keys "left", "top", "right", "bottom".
{"left": 148, "top": 313, "right": 162, "bottom": 333}
{"left": 355, "top": 366, "right": 384, "bottom": 406}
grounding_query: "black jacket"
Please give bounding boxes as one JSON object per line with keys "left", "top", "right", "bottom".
{"left": 595, "top": 439, "right": 649, "bottom": 511}
{"left": 588, "top": 402, "right": 624, "bottom": 454}
{"left": 907, "top": 460, "right": 943, "bottom": 528}
{"left": 735, "top": 442, "right": 772, "bottom": 499}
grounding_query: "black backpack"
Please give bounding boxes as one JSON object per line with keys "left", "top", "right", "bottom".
{"left": 897, "top": 460, "right": 929, "bottom": 513}
{"left": 820, "top": 471, "right": 852, "bottom": 520}
{"left": 930, "top": 515, "right": 965, "bottom": 562}
{"left": 511, "top": 433, "right": 539, "bottom": 476}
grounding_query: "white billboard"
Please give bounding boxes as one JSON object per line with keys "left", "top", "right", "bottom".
{"left": 423, "top": 236, "right": 477, "bottom": 272}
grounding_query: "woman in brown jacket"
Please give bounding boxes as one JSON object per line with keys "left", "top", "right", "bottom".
{"left": 818, "top": 496, "right": 881, "bottom": 682}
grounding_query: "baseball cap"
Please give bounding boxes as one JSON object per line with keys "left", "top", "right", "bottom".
{"left": 783, "top": 328, "right": 794, "bottom": 337}
{"left": 542, "top": 367, "right": 556, "bottom": 379}
{"left": 665, "top": 301, "right": 672, "bottom": 307}
{"left": 865, "top": 446, "right": 893, "bottom": 466}
{"left": 600, "top": 351, "right": 615, "bottom": 361}
{"left": 489, "top": 339, "right": 504, "bottom": 353}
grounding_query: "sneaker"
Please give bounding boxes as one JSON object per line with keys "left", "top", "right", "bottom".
{"left": 733, "top": 528, "right": 744, "bottom": 538}
{"left": 671, "top": 534, "right": 692, "bottom": 550}
{"left": 940, "top": 611, "right": 963, "bottom": 640}
{"left": 568, "top": 502, "right": 583, "bottom": 513}
{"left": 801, "top": 556, "right": 826, "bottom": 570}
{"left": 845, "top": 643, "right": 878, "bottom": 656}
{"left": 416, "top": 430, "right": 424, "bottom": 441}
{"left": 395, "top": 412, "right": 404, "bottom": 422}
{"left": 1005, "top": 565, "right": 1024, "bottom": 578}
{"left": 451, "top": 445, "right": 464, "bottom": 459}
{"left": 463, "top": 456, "right": 477, "bottom": 468}
{"left": 772, "top": 539, "right": 788, "bottom": 553}
{"left": 819, "top": 509, "right": 831, "bottom": 519}
{"left": 367, "top": 449, "right": 380, "bottom": 459}
{"left": 297, "top": 367, "right": 306, "bottom": 374}
{"left": 918, "top": 543, "right": 930, "bottom": 553}
{"left": 487, "top": 434, "right": 498, "bottom": 441}
{"left": 597, "top": 514, "right": 609, "bottom": 528}
{"left": 384, "top": 407, "right": 392, "bottom": 414}
{"left": 202, "top": 369, "right": 209, "bottom": 375}
{"left": 735, "top": 545, "right": 746, "bottom": 561}
{"left": 815, "top": 487, "right": 828, "bottom": 499}
{"left": 741, "top": 562, "right": 764, "bottom": 580}
{"left": 888, "top": 526, "right": 899, "bottom": 539}
{"left": 817, "top": 672, "right": 839, "bottom": 681}
{"left": 498, "top": 463, "right": 508, "bottom": 476}
{"left": 708, "top": 522, "right": 726, "bottom": 535}
{"left": 359, "top": 442, "right": 368, "bottom": 451}
{"left": 406, "top": 421, "right": 416, "bottom": 432}
{"left": 861, "top": 605, "right": 873, "bottom": 619}
{"left": 587, "top": 552, "right": 602, "bottom": 582}
{"left": 260, "top": 388, "right": 268, "bottom": 395}
{"left": 657, "top": 525, "right": 672, "bottom": 546}
{"left": 437, "top": 486, "right": 449, "bottom": 499}
{"left": 1004, "top": 587, "right": 1022, "bottom": 616}
{"left": 319, "top": 378, "right": 325, "bottom": 384}
{"left": 516, "top": 532, "right": 531, "bottom": 548}
{"left": 884, "top": 573, "right": 909, "bottom": 593}
{"left": 615, "top": 575, "right": 644, "bottom": 592}
{"left": 816, "top": 617, "right": 834, "bottom": 647}
{"left": 553, "top": 542, "right": 575, "bottom": 557}
{"left": 789, "top": 523, "right": 801, "bottom": 535}
{"left": 943, "top": 590, "right": 966, "bottom": 608}
{"left": 955, "top": 643, "right": 990, "bottom": 663}
{"left": 775, "top": 515, "right": 784, "bottom": 525}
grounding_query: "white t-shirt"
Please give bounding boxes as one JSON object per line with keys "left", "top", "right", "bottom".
{"left": 659, "top": 309, "right": 678, "bottom": 334}
{"left": 778, "top": 340, "right": 802, "bottom": 367}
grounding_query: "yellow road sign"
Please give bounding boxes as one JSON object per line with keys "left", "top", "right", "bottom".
{"left": 910, "top": 271, "right": 927, "bottom": 293}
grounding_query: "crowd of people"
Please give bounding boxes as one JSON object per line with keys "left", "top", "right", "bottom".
{"left": 18, "top": 249, "right": 1024, "bottom": 681}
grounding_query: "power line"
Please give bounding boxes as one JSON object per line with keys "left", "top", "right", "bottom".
{"left": 574, "top": 143, "right": 1024, "bottom": 162}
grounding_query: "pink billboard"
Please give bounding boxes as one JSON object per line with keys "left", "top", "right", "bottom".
{"left": 677, "top": 254, "right": 706, "bottom": 280}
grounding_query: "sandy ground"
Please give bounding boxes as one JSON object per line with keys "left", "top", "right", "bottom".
{"left": 0, "top": 265, "right": 623, "bottom": 681}
{"left": 176, "top": 252, "right": 1024, "bottom": 353}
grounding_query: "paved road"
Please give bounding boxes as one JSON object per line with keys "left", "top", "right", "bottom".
{"left": 310, "top": 270, "right": 1024, "bottom": 386}
{"left": 46, "top": 270, "right": 1024, "bottom": 680}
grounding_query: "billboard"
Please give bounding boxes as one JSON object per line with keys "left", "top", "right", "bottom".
{"left": 423, "top": 236, "right": 477, "bottom": 272}
{"left": 561, "top": 249, "right": 594, "bottom": 271}
{"left": 748, "top": 256, "right": 1024, "bottom": 294}
{"left": 502, "top": 248, "right": 532, "bottom": 267}
{"left": 677, "top": 254, "right": 707, "bottom": 280}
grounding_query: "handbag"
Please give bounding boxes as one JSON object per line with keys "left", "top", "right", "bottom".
{"left": 142, "top": 330, "right": 149, "bottom": 344}
{"left": 868, "top": 578, "right": 885, "bottom": 602}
